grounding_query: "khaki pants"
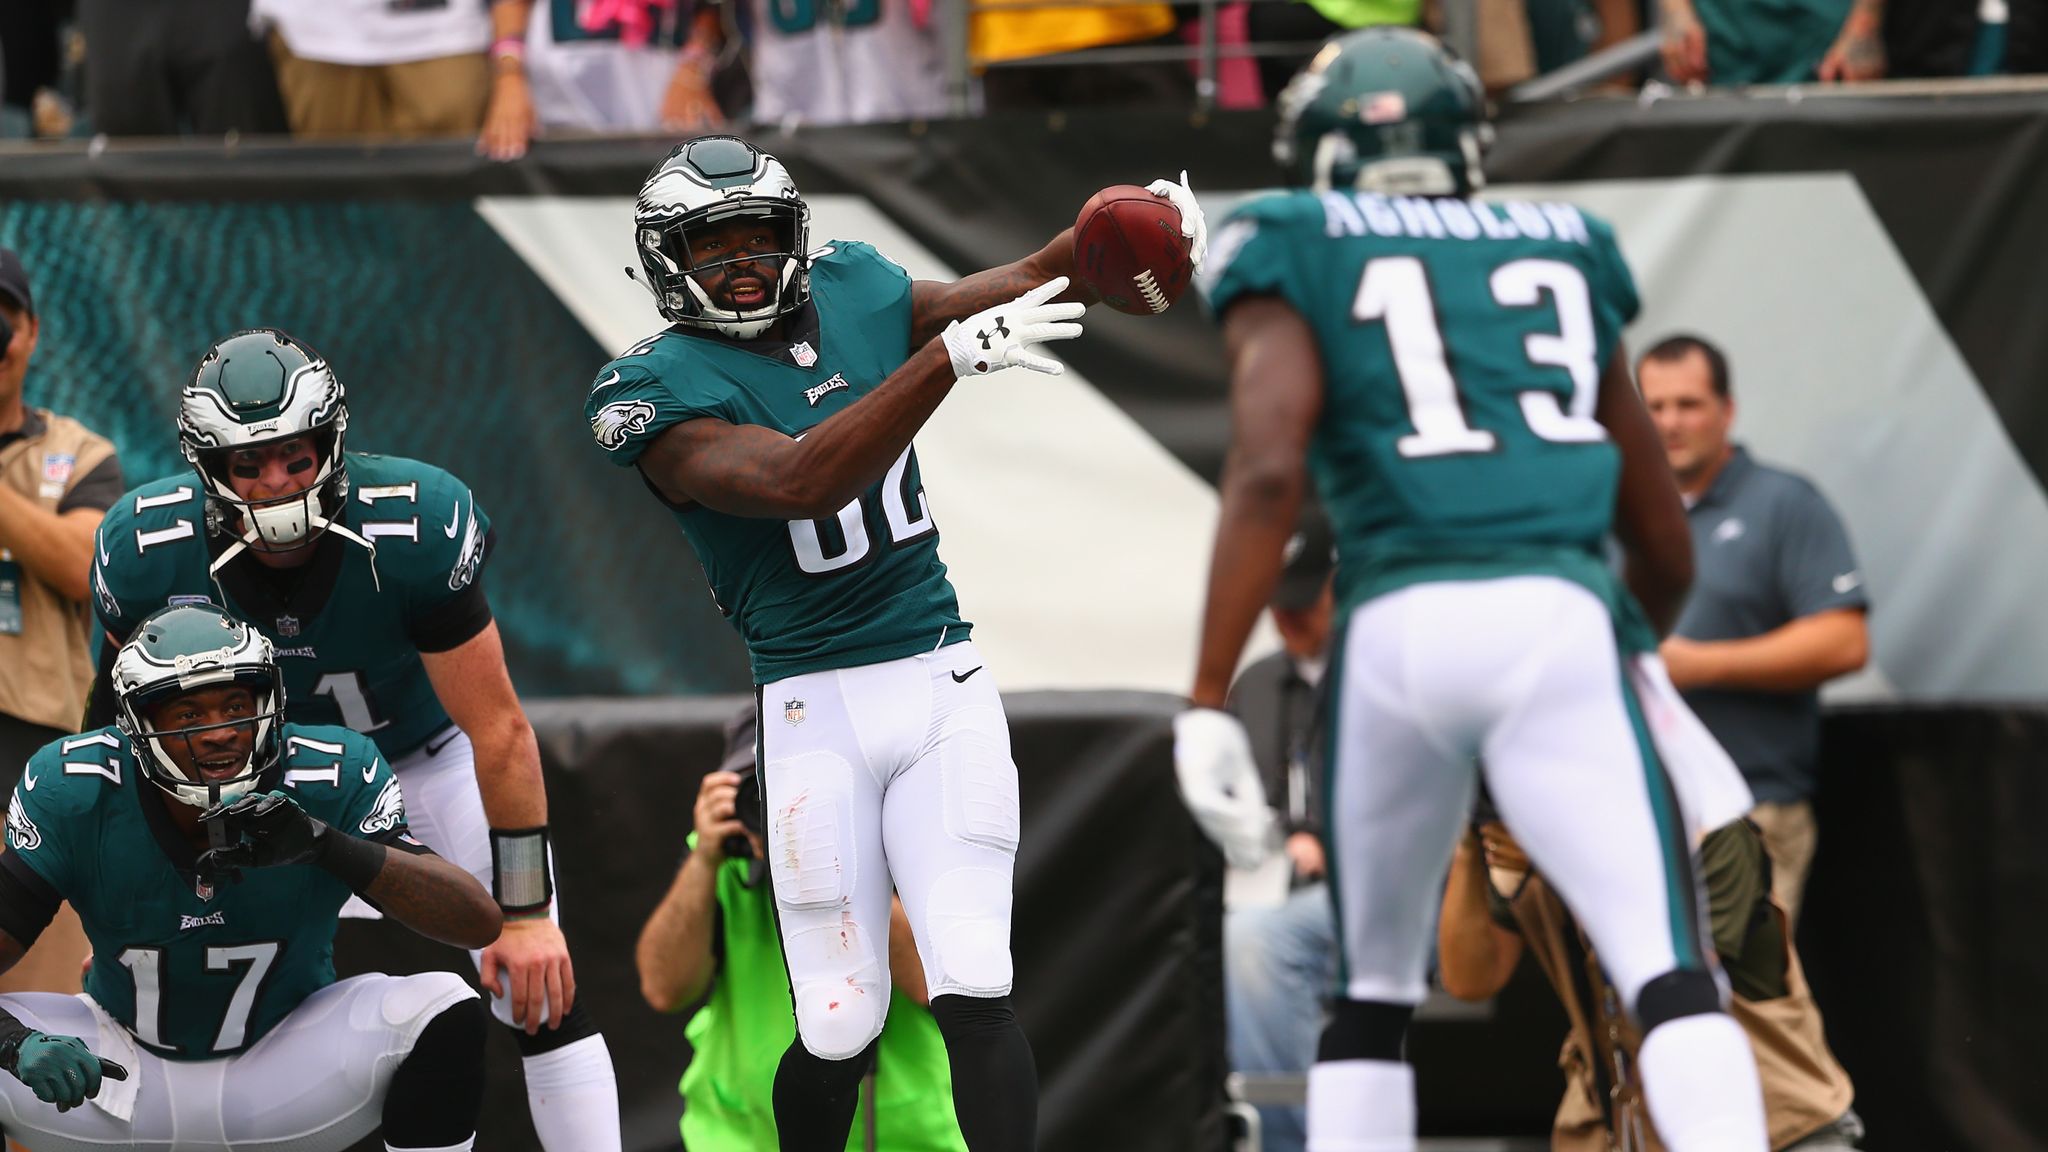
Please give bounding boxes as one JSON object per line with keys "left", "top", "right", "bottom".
{"left": 1749, "top": 800, "right": 1818, "bottom": 932}
{"left": 268, "top": 32, "right": 489, "bottom": 138}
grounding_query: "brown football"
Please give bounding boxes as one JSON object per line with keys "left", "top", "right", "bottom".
{"left": 1073, "top": 184, "right": 1195, "bottom": 316}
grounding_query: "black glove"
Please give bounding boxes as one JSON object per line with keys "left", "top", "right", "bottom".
{"left": 199, "top": 789, "right": 329, "bottom": 872}
{"left": 0, "top": 1030, "right": 128, "bottom": 1112}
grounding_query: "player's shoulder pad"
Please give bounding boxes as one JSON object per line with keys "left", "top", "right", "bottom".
{"left": 1198, "top": 190, "right": 1321, "bottom": 314}
{"left": 15, "top": 729, "right": 127, "bottom": 825}
{"left": 344, "top": 453, "right": 487, "bottom": 592}
{"left": 807, "top": 240, "right": 908, "bottom": 284}
{"left": 588, "top": 331, "right": 738, "bottom": 463}
{"left": 279, "top": 724, "right": 398, "bottom": 821}
{"left": 94, "top": 474, "right": 209, "bottom": 623}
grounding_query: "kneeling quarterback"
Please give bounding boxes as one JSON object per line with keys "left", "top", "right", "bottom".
{"left": 0, "top": 604, "right": 500, "bottom": 1150}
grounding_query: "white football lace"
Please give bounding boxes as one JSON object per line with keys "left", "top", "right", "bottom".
{"left": 1134, "top": 270, "right": 1170, "bottom": 314}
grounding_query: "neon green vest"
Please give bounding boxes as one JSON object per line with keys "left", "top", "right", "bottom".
{"left": 679, "top": 839, "right": 968, "bottom": 1151}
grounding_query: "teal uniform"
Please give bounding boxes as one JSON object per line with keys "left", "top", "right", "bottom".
{"left": 3, "top": 724, "right": 408, "bottom": 1057}
{"left": 586, "top": 242, "right": 968, "bottom": 684}
{"left": 1203, "top": 189, "right": 1653, "bottom": 649}
{"left": 91, "top": 454, "right": 492, "bottom": 759}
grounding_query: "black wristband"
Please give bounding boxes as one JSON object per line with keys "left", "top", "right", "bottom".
{"left": 315, "top": 828, "right": 389, "bottom": 894}
{"left": 0, "top": 1008, "right": 34, "bottom": 1073}
{"left": 489, "top": 826, "right": 553, "bottom": 916}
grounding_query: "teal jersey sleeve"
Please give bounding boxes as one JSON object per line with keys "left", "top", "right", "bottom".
{"left": 1583, "top": 212, "right": 1642, "bottom": 356}
{"left": 279, "top": 726, "right": 410, "bottom": 842}
{"left": 5, "top": 733, "right": 120, "bottom": 894}
{"left": 348, "top": 455, "right": 495, "bottom": 626}
{"left": 586, "top": 342, "right": 741, "bottom": 468}
{"left": 91, "top": 476, "right": 208, "bottom": 642}
{"left": 1197, "top": 191, "right": 1323, "bottom": 321}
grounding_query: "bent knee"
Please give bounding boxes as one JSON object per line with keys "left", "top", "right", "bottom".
{"left": 792, "top": 972, "right": 889, "bottom": 1061}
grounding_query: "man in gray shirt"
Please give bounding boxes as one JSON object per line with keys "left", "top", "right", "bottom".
{"left": 1638, "top": 335, "right": 1870, "bottom": 930}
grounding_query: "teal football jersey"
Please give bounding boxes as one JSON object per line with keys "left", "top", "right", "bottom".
{"left": 4, "top": 724, "right": 408, "bottom": 1058}
{"left": 1203, "top": 190, "right": 1652, "bottom": 647}
{"left": 92, "top": 454, "right": 491, "bottom": 759}
{"left": 587, "top": 241, "right": 968, "bottom": 684}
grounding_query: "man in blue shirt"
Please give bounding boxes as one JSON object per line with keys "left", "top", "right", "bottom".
{"left": 1638, "top": 335, "right": 1870, "bottom": 929}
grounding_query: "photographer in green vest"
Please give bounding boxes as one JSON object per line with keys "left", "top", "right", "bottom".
{"left": 636, "top": 709, "right": 968, "bottom": 1152}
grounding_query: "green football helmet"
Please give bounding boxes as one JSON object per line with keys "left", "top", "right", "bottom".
{"left": 178, "top": 329, "right": 350, "bottom": 554}
{"left": 1273, "top": 28, "right": 1491, "bottom": 196}
{"left": 112, "top": 605, "right": 286, "bottom": 809}
{"left": 631, "top": 134, "right": 811, "bottom": 341}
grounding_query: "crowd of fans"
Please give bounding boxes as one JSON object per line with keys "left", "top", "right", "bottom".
{"left": 0, "top": 0, "right": 2038, "bottom": 143}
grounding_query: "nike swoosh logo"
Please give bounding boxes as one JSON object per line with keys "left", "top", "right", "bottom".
{"left": 364, "top": 758, "right": 379, "bottom": 783}
{"left": 589, "top": 370, "right": 622, "bottom": 397}
{"left": 951, "top": 666, "right": 983, "bottom": 684}
{"left": 21, "top": 769, "right": 35, "bottom": 792}
{"left": 1832, "top": 572, "right": 1862, "bottom": 594}
{"left": 443, "top": 500, "right": 460, "bottom": 538}
{"left": 423, "top": 731, "right": 459, "bottom": 758}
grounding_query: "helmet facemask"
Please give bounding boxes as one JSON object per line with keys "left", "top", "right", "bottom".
{"left": 190, "top": 423, "right": 347, "bottom": 553}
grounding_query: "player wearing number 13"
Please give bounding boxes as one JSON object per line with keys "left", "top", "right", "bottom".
{"left": 88, "top": 330, "right": 623, "bottom": 1151}
{"left": 1185, "top": 28, "right": 1770, "bottom": 1152}
{"left": 587, "top": 135, "right": 1204, "bottom": 1152}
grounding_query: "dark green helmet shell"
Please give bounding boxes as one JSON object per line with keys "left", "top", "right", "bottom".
{"left": 1273, "top": 28, "right": 1490, "bottom": 196}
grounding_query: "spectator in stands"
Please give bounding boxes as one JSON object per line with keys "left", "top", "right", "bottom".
{"left": 1660, "top": 0, "right": 1886, "bottom": 84}
{"left": 252, "top": 0, "right": 498, "bottom": 138}
{"left": 477, "top": 0, "right": 728, "bottom": 161}
{"left": 74, "top": 0, "right": 288, "bottom": 136}
{"left": 1246, "top": 1, "right": 1418, "bottom": 102}
{"left": 636, "top": 707, "right": 966, "bottom": 1151}
{"left": 1439, "top": 813, "right": 1864, "bottom": 1151}
{"left": 1638, "top": 335, "right": 1869, "bottom": 931}
{"left": 0, "top": 245, "right": 118, "bottom": 996}
{"left": 1222, "top": 512, "right": 1337, "bottom": 1152}
{"left": 976, "top": 0, "right": 1190, "bottom": 108}
{"left": 1, "top": 0, "right": 72, "bottom": 138}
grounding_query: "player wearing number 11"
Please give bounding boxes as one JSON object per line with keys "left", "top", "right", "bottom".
{"left": 1184, "top": 27, "right": 1770, "bottom": 1152}
{"left": 587, "top": 135, "right": 1204, "bottom": 1152}
{"left": 88, "top": 329, "right": 623, "bottom": 1151}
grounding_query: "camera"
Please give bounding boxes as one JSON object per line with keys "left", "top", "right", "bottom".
{"left": 720, "top": 763, "right": 765, "bottom": 860}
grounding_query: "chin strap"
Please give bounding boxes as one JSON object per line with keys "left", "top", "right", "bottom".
{"left": 209, "top": 512, "right": 381, "bottom": 593}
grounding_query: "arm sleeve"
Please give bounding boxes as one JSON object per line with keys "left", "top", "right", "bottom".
{"left": 1775, "top": 480, "right": 1870, "bottom": 619}
{"left": 587, "top": 362, "right": 729, "bottom": 468}
{"left": 56, "top": 455, "right": 123, "bottom": 515}
{"left": 406, "top": 529, "right": 496, "bottom": 654}
{"left": 338, "top": 743, "right": 414, "bottom": 845}
{"left": 3, "top": 757, "right": 73, "bottom": 894}
{"left": 0, "top": 851, "right": 60, "bottom": 949}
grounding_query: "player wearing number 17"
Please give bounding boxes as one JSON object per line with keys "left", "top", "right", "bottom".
{"left": 1184, "top": 28, "right": 1769, "bottom": 1152}
{"left": 87, "top": 330, "right": 622, "bottom": 1150}
{"left": 587, "top": 135, "right": 1204, "bottom": 1152}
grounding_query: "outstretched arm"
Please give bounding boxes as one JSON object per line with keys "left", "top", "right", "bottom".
{"left": 908, "top": 230, "right": 1099, "bottom": 346}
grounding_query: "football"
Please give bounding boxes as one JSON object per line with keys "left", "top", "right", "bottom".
{"left": 1072, "top": 185, "right": 1195, "bottom": 316}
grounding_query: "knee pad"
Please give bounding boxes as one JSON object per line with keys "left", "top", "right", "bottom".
{"left": 766, "top": 752, "right": 858, "bottom": 911}
{"left": 941, "top": 716, "right": 1021, "bottom": 856}
{"left": 510, "top": 999, "right": 602, "bottom": 1057}
{"left": 790, "top": 953, "right": 889, "bottom": 1061}
{"left": 1634, "top": 967, "right": 1724, "bottom": 1033}
{"left": 1316, "top": 999, "right": 1415, "bottom": 1063}
{"left": 381, "top": 972, "right": 479, "bottom": 1036}
{"left": 924, "top": 868, "right": 1014, "bottom": 996}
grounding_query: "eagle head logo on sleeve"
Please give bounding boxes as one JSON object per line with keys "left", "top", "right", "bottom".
{"left": 6, "top": 792, "right": 41, "bottom": 852}
{"left": 357, "top": 776, "right": 406, "bottom": 836}
{"left": 592, "top": 400, "right": 658, "bottom": 451}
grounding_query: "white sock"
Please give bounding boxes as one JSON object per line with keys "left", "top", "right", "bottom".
{"left": 1639, "top": 1013, "right": 1769, "bottom": 1152}
{"left": 521, "top": 1034, "right": 622, "bottom": 1152}
{"left": 386, "top": 1143, "right": 473, "bottom": 1152}
{"left": 1305, "top": 1059, "right": 1415, "bottom": 1152}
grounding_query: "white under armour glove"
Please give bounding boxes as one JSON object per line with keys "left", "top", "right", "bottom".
{"left": 1145, "top": 169, "right": 1209, "bottom": 271}
{"left": 940, "top": 276, "right": 1087, "bottom": 379}
{"left": 1172, "top": 707, "right": 1278, "bottom": 870}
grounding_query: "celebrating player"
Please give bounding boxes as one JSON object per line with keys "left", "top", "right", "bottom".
{"left": 1181, "top": 28, "right": 1769, "bottom": 1152}
{"left": 0, "top": 604, "right": 498, "bottom": 1149}
{"left": 585, "top": 134, "right": 1203, "bottom": 1152}
{"left": 88, "top": 330, "right": 620, "bottom": 1149}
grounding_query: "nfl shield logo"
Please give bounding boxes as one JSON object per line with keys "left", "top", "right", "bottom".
{"left": 195, "top": 878, "right": 215, "bottom": 902}
{"left": 41, "top": 454, "right": 74, "bottom": 486}
{"left": 783, "top": 699, "right": 806, "bottom": 725}
{"left": 276, "top": 614, "right": 301, "bottom": 638}
{"left": 790, "top": 341, "right": 818, "bottom": 369}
